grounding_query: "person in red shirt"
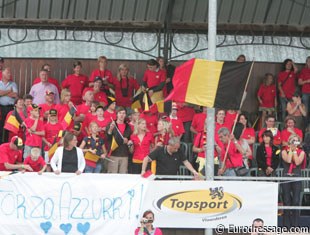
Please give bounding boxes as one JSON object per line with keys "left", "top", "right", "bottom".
{"left": 39, "top": 90, "right": 56, "bottom": 123}
{"left": 23, "top": 147, "right": 47, "bottom": 174}
{"left": 129, "top": 118, "right": 154, "bottom": 174}
{"left": 142, "top": 59, "right": 166, "bottom": 103}
{"left": 42, "top": 109, "right": 63, "bottom": 165}
{"left": 166, "top": 103, "right": 185, "bottom": 139}
{"left": 190, "top": 106, "right": 207, "bottom": 138}
{"left": 224, "top": 110, "right": 238, "bottom": 130}
{"left": 61, "top": 61, "right": 88, "bottom": 105}
{"left": 278, "top": 58, "right": 298, "bottom": 122}
{"left": 0, "top": 136, "right": 32, "bottom": 171}
{"left": 175, "top": 102, "right": 195, "bottom": 143}
{"left": 298, "top": 56, "right": 310, "bottom": 118}
{"left": 155, "top": 119, "right": 173, "bottom": 148}
{"left": 32, "top": 63, "right": 61, "bottom": 93}
{"left": 217, "top": 127, "right": 244, "bottom": 176}
{"left": 281, "top": 116, "right": 303, "bottom": 147}
{"left": 89, "top": 56, "right": 114, "bottom": 94}
{"left": 92, "top": 76, "right": 108, "bottom": 106}
{"left": 128, "top": 108, "right": 140, "bottom": 132}
{"left": 257, "top": 73, "right": 277, "bottom": 128}
{"left": 140, "top": 104, "right": 159, "bottom": 136}
{"left": 111, "top": 64, "right": 140, "bottom": 108}
{"left": 23, "top": 104, "right": 45, "bottom": 159}
{"left": 286, "top": 92, "right": 307, "bottom": 130}
{"left": 104, "top": 97, "right": 117, "bottom": 121}
{"left": 258, "top": 115, "right": 282, "bottom": 146}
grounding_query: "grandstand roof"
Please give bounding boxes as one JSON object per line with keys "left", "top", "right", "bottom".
{"left": 0, "top": 0, "right": 309, "bottom": 35}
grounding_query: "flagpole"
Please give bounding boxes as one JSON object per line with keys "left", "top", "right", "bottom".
{"left": 205, "top": 0, "right": 217, "bottom": 235}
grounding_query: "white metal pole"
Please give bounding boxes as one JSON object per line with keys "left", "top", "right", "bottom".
{"left": 205, "top": 0, "right": 217, "bottom": 234}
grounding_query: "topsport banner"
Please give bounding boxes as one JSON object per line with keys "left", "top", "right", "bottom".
{"left": 0, "top": 173, "right": 278, "bottom": 234}
{"left": 141, "top": 180, "right": 278, "bottom": 228}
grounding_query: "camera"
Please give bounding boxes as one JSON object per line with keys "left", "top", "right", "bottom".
{"left": 142, "top": 219, "right": 153, "bottom": 224}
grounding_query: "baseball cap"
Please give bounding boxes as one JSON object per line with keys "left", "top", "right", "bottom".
{"left": 28, "top": 104, "right": 41, "bottom": 112}
{"left": 11, "top": 136, "right": 23, "bottom": 149}
{"left": 94, "top": 76, "right": 103, "bottom": 83}
{"left": 107, "top": 96, "right": 116, "bottom": 107}
{"left": 73, "top": 122, "right": 82, "bottom": 131}
{"left": 45, "top": 90, "right": 55, "bottom": 95}
{"left": 49, "top": 109, "right": 57, "bottom": 116}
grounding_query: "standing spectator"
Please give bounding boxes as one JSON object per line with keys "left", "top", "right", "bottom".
{"left": 278, "top": 59, "right": 298, "bottom": 122}
{"left": 128, "top": 108, "right": 140, "bottom": 131}
{"left": 256, "top": 130, "right": 280, "bottom": 177}
{"left": 281, "top": 134, "right": 305, "bottom": 228}
{"left": 167, "top": 103, "right": 185, "bottom": 139}
{"left": 257, "top": 73, "right": 277, "bottom": 128}
{"left": 129, "top": 118, "right": 154, "bottom": 174}
{"left": 190, "top": 106, "right": 207, "bottom": 137}
{"left": 61, "top": 61, "right": 88, "bottom": 105}
{"left": 80, "top": 121, "right": 107, "bottom": 173}
{"left": 50, "top": 132, "right": 85, "bottom": 175}
{"left": 23, "top": 104, "right": 45, "bottom": 159}
{"left": 39, "top": 90, "right": 57, "bottom": 122}
{"left": 176, "top": 102, "right": 195, "bottom": 143}
{"left": 135, "top": 210, "right": 163, "bottom": 235}
{"left": 33, "top": 64, "right": 61, "bottom": 93}
{"left": 104, "top": 97, "right": 117, "bottom": 121}
{"left": 140, "top": 105, "right": 158, "bottom": 135}
{"left": 0, "top": 136, "right": 32, "bottom": 171}
{"left": 29, "top": 69, "right": 60, "bottom": 105}
{"left": 298, "top": 56, "right": 310, "bottom": 116}
{"left": 155, "top": 118, "right": 173, "bottom": 148}
{"left": 55, "top": 89, "right": 74, "bottom": 130}
{"left": 89, "top": 56, "right": 114, "bottom": 95}
{"left": 0, "top": 57, "right": 5, "bottom": 80}
{"left": 111, "top": 64, "right": 140, "bottom": 108}
{"left": 92, "top": 76, "right": 108, "bottom": 106}
{"left": 106, "top": 107, "right": 132, "bottom": 173}
{"left": 141, "top": 137, "right": 199, "bottom": 177}
{"left": 0, "top": 67, "right": 18, "bottom": 143}
{"left": 286, "top": 92, "right": 307, "bottom": 130}
{"left": 142, "top": 59, "right": 166, "bottom": 103}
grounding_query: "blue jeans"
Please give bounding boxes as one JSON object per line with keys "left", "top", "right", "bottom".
{"left": 223, "top": 168, "right": 237, "bottom": 177}
{"left": 84, "top": 162, "right": 102, "bottom": 173}
{"left": 280, "top": 97, "right": 288, "bottom": 122}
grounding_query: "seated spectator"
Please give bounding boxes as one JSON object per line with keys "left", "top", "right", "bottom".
{"left": 257, "top": 73, "right": 276, "bottom": 128}
{"left": 23, "top": 147, "right": 47, "bottom": 174}
{"left": 80, "top": 121, "right": 107, "bottom": 173}
{"left": 104, "top": 97, "right": 117, "bottom": 121}
{"left": 286, "top": 92, "right": 306, "bottom": 130}
{"left": 258, "top": 115, "right": 281, "bottom": 146}
{"left": 281, "top": 116, "right": 303, "bottom": 147}
{"left": 29, "top": 69, "right": 60, "bottom": 105}
{"left": 50, "top": 132, "right": 85, "bottom": 175}
{"left": 39, "top": 90, "right": 57, "bottom": 122}
{"left": 61, "top": 61, "right": 88, "bottom": 105}
{"left": 141, "top": 137, "right": 199, "bottom": 178}
{"left": 135, "top": 210, "right": 163, "bottom": 235}
{"left": 256, "top": 130, "right": 280, "bottom": 177}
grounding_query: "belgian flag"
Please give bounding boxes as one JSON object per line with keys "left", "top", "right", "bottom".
{"left": 61, "top": 107, "right": 76, "bottom": 129}
{"left": 4, "top": 109, "right": 24, "bottom": 134}
{"left": 166, "top": 59, "right": 252, "bottom": 110}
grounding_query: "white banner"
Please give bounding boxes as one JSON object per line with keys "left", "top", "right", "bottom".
{"left": 141, "top": 181, "right": 278, "bottom": 228}
{"left": 0, "top": 173, "right": 147, "bottom": 235}
{"left": 0, "top": 173, "right": 278, "bottom": 233}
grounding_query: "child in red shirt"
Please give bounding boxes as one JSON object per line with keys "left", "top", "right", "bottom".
{"left": 23, "top": 147, "right": 47, "bottom": 174}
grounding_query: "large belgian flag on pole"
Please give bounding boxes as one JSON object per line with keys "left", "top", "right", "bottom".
{"left": 166, "top": 59, "right": 252, "bottom": 109}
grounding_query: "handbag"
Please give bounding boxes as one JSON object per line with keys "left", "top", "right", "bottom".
{"left": 228, "top": 157, "right": 249, "bottom": 176}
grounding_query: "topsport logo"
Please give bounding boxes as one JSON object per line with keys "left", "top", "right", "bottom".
{"left": 155, "top": 187, "right": 242, "bottom": 217}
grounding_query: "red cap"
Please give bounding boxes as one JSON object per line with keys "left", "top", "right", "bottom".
{"left": 82, "top": 87, "right": 93, "bottom": 97}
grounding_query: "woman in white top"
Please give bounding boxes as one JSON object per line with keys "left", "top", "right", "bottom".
{"left": 50, "top": 132, "right": 85, "bottom": 174}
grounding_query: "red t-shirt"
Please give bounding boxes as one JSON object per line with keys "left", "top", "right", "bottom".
{"left": 193, "top": 132, "right": 207, "bottom": 158}
{"left": 257, "top": 84, "right": 276, "bottom": 108}
{"left": 143, "top": 69, "right": 166, "bottom": 88}
{"left": 24, "top": 118, "right": 44, "bottom": 147}
{"left": 167, "top": 117, "right": 185, "bottom": 137}
{"left": 76, "top": 103, "right": 91, "bottom": 116}
{"left": 89, "top": 69, "right": 113, "bottom": 83}
{"left": 93, "top": 90, "right": 108, "bottom": 106}
{"left": 131, "top": 132, "right": 154, "bottom": 163}
{"left": 118, "top": 123, "right": 126, "bottom": 135}
{"left": 224, "top": 112, "right": 238, "bottom": 130}
{"left": 191, "top": 112, "right": 206, "bottom": 133}
{"left": 258, "top": 128, "right": 282, "bottom": 146}
{"left": 278, "top": 71, "right": 297, "bottom": 99}
{"left": 140, "top": 113, "right": 158, "bottom": 134}
{"left": 177, "top": 105, "right": 195, "bottom": 123}
{"left": 111, "top": 77, "right": 140, "bottom": 107}
{"left": 0, "top": 143, "right": 22, "bottom": 171}
{"left": 221, "top": 142, "right": 243, "bottom": 168}
{"left": 39, "top": 103, "right": 56, "bottom": 122}
{"left": 299, "top": 68, "right": 310, "bottom": 93}
{"left": 61, "top": 74, "right": 88, "bottom": 105}
{"left": 281, "top": 128, "right": 303, "bottom": 143}
{"left": 43, "top": 122, "right": 63, "bottom": 151}
{"left": 33, "top": 77, "right": 61, "bottom": 93}
{"left": 265, "top": 146, "right": 272, "bottom": 167}
{"left": 104, "top": 110, "right": 116, "bottom": 122}
{"left": 24, "top": 156, "right": 46, "bottom": 172}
